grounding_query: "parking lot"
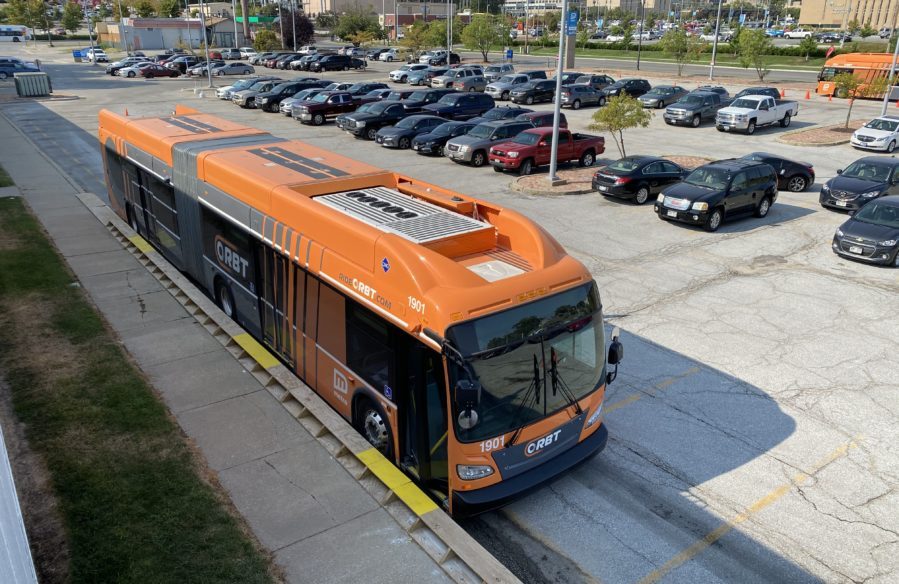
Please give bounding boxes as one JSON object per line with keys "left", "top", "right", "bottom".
{"left": 4, "top": 42, "right": 899, "bottom": 583}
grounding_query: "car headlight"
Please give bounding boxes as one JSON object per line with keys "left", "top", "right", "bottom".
{"left": 356, "top": 121, "right": 366, "bottom": 127}
{"left": 260, "top": 98, "right": 269, "bottom": 103}
{"left": 457, "top": 464, "right": 494, "bottom": 481}
{"left": 879, "top": 239, "right": 897, "bottom": 246}
{"left": 585, "top": 402, "right": 604, "bottom": 428}
{"left": 821, "top": 184, "right": 830, "bottom": 193}
{"left": 508, "top": 151, "right": 519, "bottom": 158}
{"left": 460, "top": 145, "right": 471, "bottom": 153}
{"left": 836, "top": 229, "right": 844, "bottom": 237}
{"left": 692, "top": 201, "right": 709, "bottom": 211}
{"left": 736, "top": 115, "right": 748, "bottom": 121}
{"left": 861, "top": 190, "right": 881, "bottom": 198}
{"left": 657, "top": 194, "right": 665, "bottom": 203}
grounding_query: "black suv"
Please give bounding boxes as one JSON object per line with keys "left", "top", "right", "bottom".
{"left": 422, "top": 92, "right": 495, "bottom": 120}
{"left": 602, "top": 78, "right": 652, "bottom": 98}
{"left": 311, "top": 54, "right": 365, "bottom": 72}
{"left": 255, "top": 81, "right": 318, "bottom": 112}
{"left": 655, "top": 159, "right": 778, "bottom": 231}
{"left": 402, "top": 88, "right": 457, "bottom": 112}
{"left": 342, "top": 101, "right": 410, "bottom": 140}
{"left": 510, "top": 79, "right": 558, "bottom": 105}
{"left": 820, "top": 156, "right": 899, "bottom": 212}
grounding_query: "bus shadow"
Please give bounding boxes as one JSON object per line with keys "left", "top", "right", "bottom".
{"left": 466, "top": 327, "right": 817, "bottom": 583}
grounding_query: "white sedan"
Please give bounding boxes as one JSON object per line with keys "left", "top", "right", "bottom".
{"left": 207, "top": 62, "right": 255, "bottom": 76}
{"left": 117, "top": 62, "right": 154, "bottom": 77}
{"left": 389, "top": 63, "right": 430, "bottom": 82}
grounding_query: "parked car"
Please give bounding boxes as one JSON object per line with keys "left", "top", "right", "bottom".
{"left": 485, "top": 74, "right": 532, "bottom": 101}
{"left": 664, "top": 90, "right": 731, "bottom": 127}
{"left": 445, "top": 120, "right": 534, "bottom": 167}
{"left": 469, "top": 106, "right": 533, "bottom": 125}
{"left": 345, "top": 82, "right": 389, "bottom": 96}
{"left": 375, "top": 115, "right": 446, "bottom": 149}
{"left": 817, "top": 31, "right": 851, "bottom": 43}
{"left": 764, "top": 28, "right": 785, "bottom": 37}
{"left": 217, "top": 76, "right": 278, "bottom": 99}
{"left": 166, "top": 55, "right": 202, "bottom": 73}
{"left": 324, "top": 82, "right": 354, "bottom": 92}
{"left": 592, "top": 156, "right": 688, "bottom": 204}
{"left": 740, "top": 152, "right": 815, "bottom": 192}
{"left": 655, "top": 159, "right": 778, "bottom": 231}
{"left": 489, "top": 128, "right": 605, "bottom": 176}
{"left": 255, "top": 81, "right": 317, "bottom": 112}
{"left": 401, "top": 88, "right": 457, "bottom": 112}
{"left": 239, "top": 47, "right": 257, "bottom": 60}
{"left": 419, "top": 49, "right": 448, "bottom": 64}
{"left": 277, "top": 54, "right": 306, "bottom": 69}
{"left": 232, "top": 79, "right": 282, "bottom": 108}
{"left": 188, "top": 60, "right": 225, "bottom": 76}
{"left": 851, "top": 115, "right": 899, "bottom": 153}
{"left": 140, "top": 64, "right": 181, "bottom": 78}
{"left": 556, "top": 71, "right": 585, "bottom": 85}
{"left": 250, "top": 51, "right": 276, "bottom": 65}
{"left": 423, "top": 52, "right": 460, "bottom": 66}
{"left": 601, "top": 78, "right": 651, "bottom": 98}
{"left": 384, "top": 89, "right": 415, "bottom": 101}
{"left": 292, "top": 54, "right": 322, "bottom": 71}
{"left": 832, "top": 196, "right": 899, "bottom": 266}
{"left": 411, "top": 121, "right": 477, "bottom": 156}
{"left": 298, "top": 45, "right": 317, "bottom": 55}
{"left": 510, "top": 79, "right": 558, "bottom": 105}
{"left": 280, "top": 88, "right": 327, "bottom": 115}
{"left": 516, "top": 111, "right": 567, "bottom": 128}
{"left": 693, "top": 85, "right": 730, "bottom": 99}
{"left": 733, "top": 87, "right": 781, "bottom": 100}
{"left": 337, "top": 45, "right": 356, "bottom": 55}
{"left": 117, "top": 62, "right": 156, "bottom": 77}
{"left": 716, "top": 95, "right": 799, "bottom": 134}
{"left": 293, "top": 91, "right": 360, "bottom": 125}
{"left": 0, "top": 61, "right": 41, "bottom": 79}
{"left": 483, "top": 63, "right": 515, "bottom": 82}
{"left": 105, "top": 56, "right": 148, "bottom": 75}
{"left": 389, "top": 63, "right": 430, "bottom": 83}
{"left": 220, "top": 48, "right": 241, "bottom": 59}
{"left": 431, "top": 67, "right": 484, "bottom": 89}
{"left": 340, "top": 101, "right": 411, "bottom": 139}
{"left": 573, "top": 74, "right": 615, "bottom": 91}
{"left": 639, "top": 85, "right": 689, "bottom": 108}
{"left": 785, "top": 28, "right": 813, "bottom": 39}
{"left": 366, "top": 48, "right": 389, "bottom": 61}
{"left": 560, "top": 85, "right": 604, "bottom": 109}
{"left": 455, "top": 74, "right": 488, "bottom": 92}
{"left": 819, "top": 157, "right": 899, "bottom": 211}
{"left": 362, "top": 88, "right": 394, "bottom": 101}
{"left": 422, "top": 92, "right": 495, "bottom": 120}
{"left": 85, "top": 48, "right": 108, "bottom": 62}
{"left": 408, "top": 67, "right": 447, "bottom": 86}
{"left": 312, "top": 54, "right": 366, "bottom": 71}
{"left": 379, "top": 47, "right": 411, "bottom": 62}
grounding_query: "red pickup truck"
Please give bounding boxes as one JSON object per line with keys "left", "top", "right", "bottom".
{"left": 488, "top": 128, "right": 605, "bottom": 176}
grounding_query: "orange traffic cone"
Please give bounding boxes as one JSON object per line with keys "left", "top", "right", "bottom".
{"left": 780, "top": 88, "right": 786, "bottom": 97}
{"left": 828, "top": 93, "right": 833, "bottom": 102}
{"left": 894, "top": 98, "right": 899, "bottom": 107}
{"left": 805, "top": 90, "right": 810, "bottom": 99}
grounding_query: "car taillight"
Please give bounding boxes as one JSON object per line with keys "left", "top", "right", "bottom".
{"left": 614, "top": 176, "right": 631, "bottom": 185}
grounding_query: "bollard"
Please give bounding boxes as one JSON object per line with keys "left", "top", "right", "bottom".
{"left": 805, "top": 90, "right": 810, "bottom": 99}
{"left": 780, "top": 88, "right": 786, "bottom": 97}
{"left": 828, "top": 93, "right": 832, "bottom": 101}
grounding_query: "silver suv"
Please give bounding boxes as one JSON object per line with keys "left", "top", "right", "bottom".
{"left": 444, "top": 120, "right": 533, "bottom": 167}
{"left": 485, "top": 73, "right": 530, "bottom": 101}
{"left": 431, "top": 67, "right": 484, "bottom": 89}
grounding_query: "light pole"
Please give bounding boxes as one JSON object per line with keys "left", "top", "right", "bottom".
{"left": 199, "top": 0, "right": 213, "bottom": 88}
{"left": 393, "top": 0, "right": 398, "bottom": 44}
{"left": 279, "top": 1, "right": 285, "bottom": 48}
{"left": 708, "top": 0, "right": 723, "bottom": 80}
{"left": 548, "top": 0, "right": 569, "bottom": 186}
{"left": 231, "top": 0, "right": 239, "bottom": 46}
{"left": 116, "top": 0, "right": 129, "bottom": 53}
{"left": 636, "top": 0, "right": 645, "bottom": 70}
{"left": 292, "top": 0, "right": 296, "bottom": 52}
{"left": 880, "top": 7, "right": 899, "bottom": 115}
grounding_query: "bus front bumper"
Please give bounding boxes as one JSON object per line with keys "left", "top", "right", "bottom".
{"left": 451, "top": 423, "right": 608, "bottom": 518}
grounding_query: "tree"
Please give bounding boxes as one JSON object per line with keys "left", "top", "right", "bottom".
{"left": 461, "top": 14, "right": 505, "bottom": 61}
{"left": 254, "top": 29, "right": 280, "bottom": 51}
{"left": 588, "top": 94, "right": 652, "bottom": 157}
{"left": 859, "top": 21, "right": 877, "bottom": 38}
{"left": 156, "top": 0, "right": 182, "bottom": 18}
{"left": 333, "top": 6, "right": 382, "bottom": 42}
{"left": 737, "top": 28, "right": 772, "bottom": 81}
{"left": 316, "top": 12, "right": 338, "bottom": 30}
{"left": 845, "top": 19, "right": 860, "bottom": 34}
{"left": 60, "top": 2, "right": 83, "bottom": 34}
{"left": 424, "top": 19, "right": 461, "bottom": 49}
{"left": 134, "top": 0, "right": 156, "bottom": 17}
{"left": 577, "top": 26, "right": 590, "bottom": 50}
{"left": 832, "top": 72, "right": 887, "bottom": 128}
{"left": 621, "top": 23, "right": 634, "bottom": 51}
{"left": 279, "top": 8, "right": 314, "bottom": 50}
{"left": 798, "top": 35, "right": 817, "bottom": 61}
{"left": 401, "top": 20, "right": 431, "bottom": 57}
{"left": 658, "top": 29, "right": 705, "bottom": 76}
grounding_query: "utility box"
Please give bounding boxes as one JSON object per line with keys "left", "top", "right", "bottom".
{"left": 72, "top": 49, "right": 82, "bottom": 62}
{"left": 14, "top": 73, "right": 52, "bottom": 97}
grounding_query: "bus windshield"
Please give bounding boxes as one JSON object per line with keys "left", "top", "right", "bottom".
{"left": 445, "top": 282, "right": 604, "bottom": 442}
{"left": 819, "top": 67, "right": 852, "bottom": 81}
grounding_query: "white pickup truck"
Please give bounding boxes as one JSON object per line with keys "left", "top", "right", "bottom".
{"left": 715, "top": 95, "right": 799, "bottom": 135}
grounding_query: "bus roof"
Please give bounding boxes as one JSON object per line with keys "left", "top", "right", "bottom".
{"left": 98, "top": 106, "right": 590, "bottom": 340}
{"left": 824, "top": 52, "right": 893, "bottom": 68}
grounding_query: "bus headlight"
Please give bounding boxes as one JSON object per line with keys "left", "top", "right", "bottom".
{"left": 585, "top": 403, "right": 604, "bottom": 428}
{"left": 457, "top": 464, "right": 494, "bottom": 481}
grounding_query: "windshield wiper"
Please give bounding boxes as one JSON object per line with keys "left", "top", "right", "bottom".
{"left": 506, "top": 353, "right": 542, "bottom": 447}
{"left": 549, "top": 347, "right": 583, "bottom": 415}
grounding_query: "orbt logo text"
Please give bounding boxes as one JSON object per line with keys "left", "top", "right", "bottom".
{"left": 215, "top": 236, "right": 249, "bottom": 279}
{"left": 525, "top": 429, "right": 562, "bottom": 457}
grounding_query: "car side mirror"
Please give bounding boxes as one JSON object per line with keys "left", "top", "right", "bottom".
{"left": 837, "top": 169, "right": 843, "bottom": 174}
{"left": 454, "top": 380, "right": 481, "bottom": 429}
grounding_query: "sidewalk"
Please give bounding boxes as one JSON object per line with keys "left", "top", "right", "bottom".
{"left": 0, "top": 109, "right": 509, "bottom": 583}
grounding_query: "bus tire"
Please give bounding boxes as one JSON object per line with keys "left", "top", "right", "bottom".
{"left": 13, "top": 37, "right": 20, "bottom": 43}
{"left": 214, "top": 279, "right": 236, "bottom": 318}
{"left": 355, "top": 397, "right": 394, "bottom": 459}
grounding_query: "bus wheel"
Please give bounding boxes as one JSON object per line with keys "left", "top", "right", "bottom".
{"left": 215, "top": 280, "right": 236, "bottom": 318}
{"left": 127, "top": 205, "right": 140, "bottom": 235}
{"left": 356, "top": 398, "right": 393, "bottom": 458}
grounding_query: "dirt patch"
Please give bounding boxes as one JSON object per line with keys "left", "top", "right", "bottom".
{"left": 776, "top": 120, "right": 865, "bottom": 146}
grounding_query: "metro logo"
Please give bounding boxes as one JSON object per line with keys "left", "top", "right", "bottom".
{"left": 525, "top": 429, "right": 563, "bottom": 457}
{"left": 214, "top": 236, "right": 249, "bottom": 279}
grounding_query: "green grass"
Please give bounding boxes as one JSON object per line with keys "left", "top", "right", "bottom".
{"left": 0, "top": 164, "right": 12, "bottom": 188}
{"left": 0, "top": 197, "right": 274, "bottom": 584}
{"left": 528, "top": 47, "right": 826, "bottom": 70}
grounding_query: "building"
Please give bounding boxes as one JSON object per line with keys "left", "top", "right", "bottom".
{"left": 800, "top": 0, "right": 899, "bottom": 29}
{"left": 101, "top": 17, "right": 245, "bottom": 51}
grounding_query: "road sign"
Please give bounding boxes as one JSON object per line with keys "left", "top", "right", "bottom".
{"left": 566, "top": 11, "right": 578, "bottom": 35}
{"left": 596, "top": 18, "right": 604, "bottom": 29}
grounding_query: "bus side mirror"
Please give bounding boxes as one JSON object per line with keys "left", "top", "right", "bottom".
{"left": 606, "top": 326, "right": 623, "bottom": 384}
{"left": 455, "top": 380, "right": 481, "bottom": 429}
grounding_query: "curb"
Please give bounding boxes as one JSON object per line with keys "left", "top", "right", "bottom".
{"left": 510, "top": 177, "right": 594, "bottom": 196}
{"left": 775, "top": 124, "right": 856, "bottom": 147}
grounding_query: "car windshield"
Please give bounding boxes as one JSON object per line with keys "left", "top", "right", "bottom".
{"left": 367, "top": 102, "right": 391, "bottom": 114}
{"left": 685, "top": 167, "right": 730, "bottom": 189}
{"left": 445, "top": 282, "right": 604, "bottom": 442}
{"left": 447, "top": 70, "right": 464, "bottom": 78}
{"left": 431, "top": 122, "right": 460, "bottom": 136}
{"left": 409, "top": 91, "right": 429, "bottom": 100}
{"left": 575, "top": 76, "right": 593, "bottom": 84}
{"left": 486, "top": 66, "right": 502, "bottom": 72}
{"left": 841, "top": 161, "right": 893, "bottom": 181}
{"left": 482, "top": 109, "right": 508, "bottom": 120}
{"left": 294, "top": 89, "right": 317, "bottom": 99}
{"left": 437, "top": 95, "right": 459, "bottom": 105}
{"left": 467, "top": 125, "right": 494, "bottom": 138}
{"left": 651, "top": 87, "right": 676, "bottom": 95}
{"left": 865, "top": 119, "right": 899, "bottom": 132}
{"left": 731, "top": 98, "right": 761, "bottom": 108}
{"left": 386, "top": 92, "right": 406, "bottom": 100}
{"left": 311, "top": 93, "right": 330, "bottom": 103}
{"left": 498, "top": 75, "right": 518, "bottom": 83}
{"left": 853, "top": 201, "right": 899, "bottom": 228}
{"left": 394, "top": 117, "right": 418, "bottom": 129}
{"left": 608, "top": 158, "right": 643, "bottom": 172}
{"left": 677, "top": 95, "right": 704, "bottom": 105}
{"left": 355, "top": 103, "right": 376, "bottom": 113}
{"left": 511, "top": 132, "right": 541, "bottom": 145}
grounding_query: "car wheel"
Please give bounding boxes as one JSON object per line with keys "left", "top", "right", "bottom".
{"left": 755, "top": 196, "right": 772, "bottom": 218}
{"left": 526, "top": 96, "right": 534, "bottom": 105}
{"left": 127, "top": 71, "right": 135, "bottom": 78}
{"left": 312, "top": 113, "right": 325, "bottom": 126}
{"left": 888, "top": 140, "right": 897, "bottom": 153}
{"left": 746, "top": 120, "right": 756, "bottom": 135}
{"left": 705, "top": 208, "right": 723, "bottom": 232}
{"left": 344, "top": 66, "right": 349, "bottom": 71}
{"left": 493, "top": 165, "right": 504, "bottom": 173}
{"left": 691, "top": 114, "right": 701, "bottom": 128}
{"left": 0, "top": 72, "right": 7, "bottom": 80}
{"left": 468, "top": 86, "right": 477, "bottom": 92}
{"left": 780, "top": 113, "right": 791, "bottom": 127}
{"left": 471, "top": 151, "right": 486, "bottom": 167}
{"left": 366, "top": 127, "right": 378, "bottom": 140}
{"left": 355, "top": 398, "right": 394, "bottom": 459}
{"left": 657, "top": 100, "right": 665, "bottom": 109}
{"left": 579, "top": 149, "right": 595, "bottom": 167}
{"left": 216, "top": 70, "right": 223, "bottom": 76}
{"left": 398, "top": 136, "right": 410, "bottom": 149}
{"left": 518, "top": 158, "right": 533, "bottom": 176}
{"left": 502, "top": 91, "right": 509, "bottom": 100}
{"left": 893, "top": 250, "right": 899, "bottom": 267}
{"left": 437, "top": 145, "right": 444, "bottom": 157}
{"left": 787, "top": 175, "right": 807, "bottom": 192}
{"left": 599, "top": 96, "right": 606, "bottom": 106}
{"left": 634, "top": 186, "right": 650, "bottom": 205}
{"left": 400, "top": 75, "right": 407, "bottom": 82}
{"left": 572, "top": 99, "right": 581, "bottom": 110}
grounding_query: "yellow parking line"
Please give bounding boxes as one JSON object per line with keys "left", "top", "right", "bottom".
{"left": 605, "top": 367, "right": 701, "bottom": 415}
{"left": 233, "top": 333, "right": 279, "bottom": 369}
{"left": 358, "top": 448, "right": 438, "bottom": 516}
{"left": 638, "top": 438, "right": 860, "bottom": 584}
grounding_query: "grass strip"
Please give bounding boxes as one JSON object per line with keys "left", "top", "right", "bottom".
{"left": 526, "top": 47, "right": 826, "bottom": 70}
{"left": 0, "top": 164, "right": 12, "bottom": 187}
{"left": 0, "top": 197, "right": 274, "bottom": 584}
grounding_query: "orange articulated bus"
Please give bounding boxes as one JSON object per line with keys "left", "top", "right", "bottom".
{"left": 816, "top": 52, "right": 895, "bottom": 97}
{"left": 98, "top": 106, "right": 623, "bottom": 516}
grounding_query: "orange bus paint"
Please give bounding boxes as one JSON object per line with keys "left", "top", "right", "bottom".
{"left": 817, "top": 52, "right": 894, "bottom": 97}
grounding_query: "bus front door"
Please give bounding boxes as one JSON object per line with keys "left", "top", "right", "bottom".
{"left": 256, "top": 245, "right": 294, "bottom": 367}
{"left": 400, "top": 344, "right": 449, "bottom": 505}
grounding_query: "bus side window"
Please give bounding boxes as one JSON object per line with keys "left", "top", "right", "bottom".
{"left": 346, "top": 303, "right": 393, "bottom": 392}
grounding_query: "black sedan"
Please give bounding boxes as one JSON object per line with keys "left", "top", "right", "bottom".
{"left": 832, "top": 195, "right": 899, "bottom": 266}
{"left": 375, "top": 115, "right": 446, "bottom": 149}
{"left": 341, "top": 101, "right": 409, "bottom": 140}
{"left": 468, "top": 106, "right": 533, "bottom": 125}
{"left": 411, "top": 121, "right": 477, "bottom": 156}
{"left": 593, "top": 156, "right": 687, "bottom": 205}
{"left": 638, "top": 85, "right": 689, "bottom": 108}
{"left": 740, "top": 152, "right": 815, "bottom": 192}
{"left": 820, "top": 157, "right": 899, "bottom": 211}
